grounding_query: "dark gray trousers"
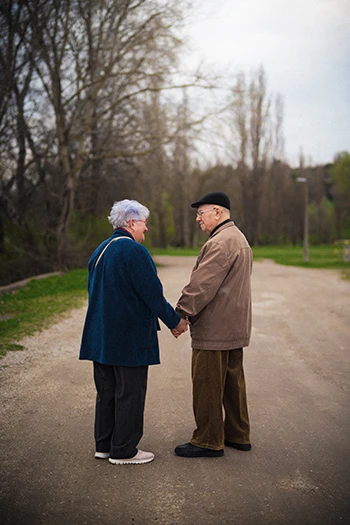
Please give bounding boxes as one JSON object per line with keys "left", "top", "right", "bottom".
{"left": 93, "top": 361, "right": 149, "bottom": 459}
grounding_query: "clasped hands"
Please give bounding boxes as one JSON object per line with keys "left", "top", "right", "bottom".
{"left": 171, "top": 317, "right": 190, "bottom": 338}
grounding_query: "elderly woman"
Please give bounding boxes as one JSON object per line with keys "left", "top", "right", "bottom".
{"left": 80, "top": 199, "right": 188, "bottom": 465}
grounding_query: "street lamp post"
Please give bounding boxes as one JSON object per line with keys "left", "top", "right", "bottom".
{"left": 296, "top": 177, "right": 309, "bottom": 263}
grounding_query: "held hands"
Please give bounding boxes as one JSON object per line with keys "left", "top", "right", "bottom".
{"left": 171, "top": 317, "right": 190, "bottom": 338}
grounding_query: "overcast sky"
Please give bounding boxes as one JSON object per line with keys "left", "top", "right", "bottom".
{"left": 185, "top": 0, "right": 350, "bottom": 167}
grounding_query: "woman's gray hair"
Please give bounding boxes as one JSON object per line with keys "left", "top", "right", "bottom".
{"left": 108, "top": 199, "right": 150, "bottom": 229}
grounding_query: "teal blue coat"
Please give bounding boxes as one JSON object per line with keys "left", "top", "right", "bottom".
{"left": 79, "top": 229, "right": 180, "bottom": 366}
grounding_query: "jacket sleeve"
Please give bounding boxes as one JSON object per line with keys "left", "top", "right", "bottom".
{"left": 176, "top": 241, "right": 235, "bottom": 318}
{"left": 125, "top": 244, "right": 181, "bottom": 330}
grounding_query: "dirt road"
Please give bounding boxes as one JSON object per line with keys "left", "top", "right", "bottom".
{"left": 0, "top": 257, "right": 349, "bottom": 525}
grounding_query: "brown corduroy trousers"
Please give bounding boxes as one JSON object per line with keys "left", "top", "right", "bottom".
{"left": 190, "top": 348, "right": 250, "bottom": 451}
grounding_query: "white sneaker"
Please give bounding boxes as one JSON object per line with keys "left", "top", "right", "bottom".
{"left": 108, "top": 449, "right": 155, "bottom": 465}
{"left": 95, "top": 452, "right": 110, "bottom": 459}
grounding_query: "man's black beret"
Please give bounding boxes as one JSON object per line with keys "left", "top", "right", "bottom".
{"left": 191, "top": 191, "right": 231, "bottom": 210}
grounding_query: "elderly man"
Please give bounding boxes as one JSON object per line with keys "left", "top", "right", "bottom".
{"left": 174, "top": 191, "right": 252, "bottom": 458}
{"left": 80, "top": 199, "right": 188, "bottom": 465}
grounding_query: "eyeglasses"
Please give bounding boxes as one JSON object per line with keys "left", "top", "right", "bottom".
{"left": 196, "top": 207, "right": 217, "bottom": 217}
{"left": 135, "top": 218, "right": 147, "bottom": 225}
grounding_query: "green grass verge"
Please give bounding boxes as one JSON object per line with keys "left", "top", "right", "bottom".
{"left": 0, "top": 269, "right": 88, "bottom": 358}
{"left": 251, "top": 245, "right": 350, "bottom": 270}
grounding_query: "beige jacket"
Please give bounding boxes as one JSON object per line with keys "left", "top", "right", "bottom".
{"left": 176, "top": 221, "right": 252, "bottom": 350}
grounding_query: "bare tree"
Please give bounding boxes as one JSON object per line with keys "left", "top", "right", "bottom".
{"left": 11, "top": 0, "right": 188, "bottom": 264}
{"left": 170, "top": 89, "right": 194, "bottom": 247}
{"left": 227, "top": 66, "right": 284, "bottom": 244}
{"left": 139, "top": 78, "right": 171, "bottom": 248}
{"left": 0, "top": 0, "right": 32, "bottom": 222}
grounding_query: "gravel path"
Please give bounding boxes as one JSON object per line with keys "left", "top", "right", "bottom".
{"left": 0, "top": 257, "right": 349, "bottom": 525}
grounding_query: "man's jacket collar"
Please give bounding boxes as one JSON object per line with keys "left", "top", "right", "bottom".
{"left": 209, "top": 219, "right": 233, "bottom": 238}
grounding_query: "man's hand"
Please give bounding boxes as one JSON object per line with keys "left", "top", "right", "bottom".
{"left": 171, "top": 317, "right": 190, "bottom": 338}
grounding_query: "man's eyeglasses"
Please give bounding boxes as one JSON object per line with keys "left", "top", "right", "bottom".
{"left": 196, "top": 207, "right": 217, "bottom": 217}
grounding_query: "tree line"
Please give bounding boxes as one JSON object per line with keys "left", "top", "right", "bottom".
{"left": 0, "top": 0, "right": 349, "bottom": 284}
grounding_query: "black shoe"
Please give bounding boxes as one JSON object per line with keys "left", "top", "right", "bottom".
{"left": 225, "top": 440, "right": 251, "bottom": 451}
{"left": 175, "top": 442, "right": 224, "bottom": 458}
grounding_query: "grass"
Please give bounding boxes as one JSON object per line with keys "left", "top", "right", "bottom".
{"left": 251, "top": 244, "right": 350, "bottom": 270}
{"left": 0, "top": 269, "right": 88, "bottom": 358}
{"left": 0, "top": 244, "right": 349, "bottom": 359}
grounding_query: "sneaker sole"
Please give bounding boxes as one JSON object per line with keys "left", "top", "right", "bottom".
{"left": 108, "top": 456, "right": 154, "bottom": 465}
{"left": 95, "top": 452, "right": 110, "bottom": 459}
